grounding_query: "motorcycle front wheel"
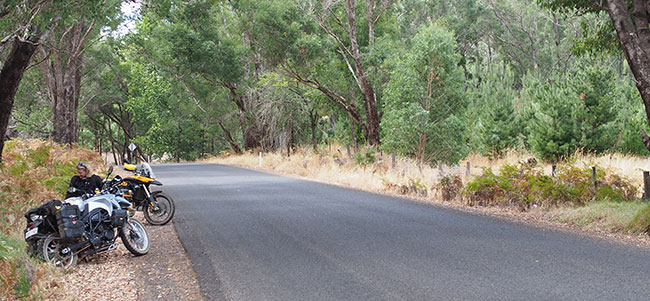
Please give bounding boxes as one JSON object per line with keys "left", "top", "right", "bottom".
{"left": 40, "top": 235, "right": 77, "bottom": 269}
{"left": 144, "top": 192, "right": 175, "bottom": 226}
{"left": 120, "top": 219, "right": 150, "bottom": 256}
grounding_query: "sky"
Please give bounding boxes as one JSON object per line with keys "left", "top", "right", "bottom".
{"left": 114, "top": 1, "right": 141, "bottom": 36}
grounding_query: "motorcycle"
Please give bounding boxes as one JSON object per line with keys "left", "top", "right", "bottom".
{"left": 24, "top": 200, "right": 62, "bottom": 257}
{"left": 113, "top": 160, "right": 175, "bottom": 226}
{"left": 24, "top": 167, "right": 150, "bottom": 269}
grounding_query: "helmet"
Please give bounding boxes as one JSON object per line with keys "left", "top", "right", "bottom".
{"left": 76, "top": 162, "right": 89, "bottom": 172}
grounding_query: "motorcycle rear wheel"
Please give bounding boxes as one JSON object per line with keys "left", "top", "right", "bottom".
{"left": 144, "top": 192, "right": 175, "bottom": 226}
{"left": 120, "top": 219, "right": 150, "bottom": 256}
{"left": 40, "top": 235, "right": 77, "bottom": 269}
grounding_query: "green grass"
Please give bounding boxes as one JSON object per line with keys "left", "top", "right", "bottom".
{"left": 555, "top": 201, "right": 648, "bottom": 233}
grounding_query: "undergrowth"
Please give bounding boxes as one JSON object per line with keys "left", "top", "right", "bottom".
{"left": 0, "top": 138, "right": 104, "bottom": 300}
{"left": 461, "top": 161, "right": 637, "bottom": 210}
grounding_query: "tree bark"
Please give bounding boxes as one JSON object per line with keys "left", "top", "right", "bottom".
{"left": 41, "top": 19, "right": 96, "bottom": 145}
{"left": 606, "top": 0, "right": 650, "bottom": 150}
{"left": 310, "top": 109, "right": 318, "bottom": 151}
{"left": 176, "top": 113, "right": 181, "bottom": 163}
{"left": 226, "top": 85, "right": 261, "bottom": 150}
{"left": 344, "top": 0, "right": 381, "bottom": 146}
{"left": 0, "top": 37, "right": 39, "bottom": 161}
{"left": 216, "top": 119, "right": 242, "bottom": 154}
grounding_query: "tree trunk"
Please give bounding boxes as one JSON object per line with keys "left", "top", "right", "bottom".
{"left": 310, "top": 110, "right": 318, "bottom": 151}
{"left": 216, "top": 119, "right": 242, "bottom": 154}
{"left": 606, "top": 0, "right": 650, "bottom": 150}
{"left": 176, "top": 115, "right": 181, "bottom": 163}
{"left": 0, "top": 37, "right": 39, "bottom": 161}
{"left": 348, "top": 112, "right": 358, "bottom": 150}
{"left": 41, "top": 20, "right": 96, "bottom": 145}
{"left": 228, "top": 86, "right": 261, "bottom": 150}
{"left": 345, "top": 0, "right": 381, "bottom": 146}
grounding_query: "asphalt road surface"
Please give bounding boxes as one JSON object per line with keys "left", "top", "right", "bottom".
{"left": 153, "top": 163, "right": 650, "bottom": 300}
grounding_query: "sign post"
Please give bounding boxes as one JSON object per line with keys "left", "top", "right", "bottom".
{"left": 128, "top": 143, "right": 137, "bottom": 163}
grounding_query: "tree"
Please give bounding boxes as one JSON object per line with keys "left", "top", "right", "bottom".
{"left": 569, "top": 56, "right": 619, "bottom": 153}
{"left": 472, "top": 64, "right": 523, "bottom": 158}
{"left": 38, "top": 1, "right": 122, "bottom": 145}
{"left": 538, "top": 0, "right": 650, "bottom": 151}
{"left": 0, "top": 1, "right": 59, "bottom": 161}
{"left": 144, "top": 0, "right": 259, "bottom": 151}
{"left": 523, "top": 73, "right": 582, "bottom": 162}
{"left": 253, "top": 0, "right": 393, "bottom": 146}
{"left": 381, "top": 23, "right": 468, "bottom": 165}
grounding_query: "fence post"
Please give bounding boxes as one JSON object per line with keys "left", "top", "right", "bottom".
{"left": 552, "top": 164, "right": 557, "bottom": 177}
{"left": 391, "top": 152, "right": 396, "bottom": 169}
{"left": 259, "top": 152, "right": 262, "bottom": 168}
{"left": 466, "top": 162, "right": 470, "bottom": 177}
{"left": 643, "top": 170, "right": 650, "bottom": 200}
{"left": 592, "top": 166, "right": 597, "bottom": 189}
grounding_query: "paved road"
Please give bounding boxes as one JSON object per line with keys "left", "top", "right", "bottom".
{"left": 154, "top": 163, "right": 650, "bottom": 300}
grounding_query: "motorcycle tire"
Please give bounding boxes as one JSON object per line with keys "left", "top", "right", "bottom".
{"left": 120, "top": 219, "right": 150, "bottom": 256}
{"left": 144, "top": 192, "right": 175, "bottom": 226}
{"left": 40, "top": 234, "right": 77, "bottom": 269}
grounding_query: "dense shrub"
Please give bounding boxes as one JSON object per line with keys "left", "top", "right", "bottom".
{"left": 353, "top": 148, "right": 376, "bottom": 166}
{"left": 462, "top": 162, "right": 637, "bottom": 210}
{"left": 437, "top": 175, "right": 463, "bottom": 201}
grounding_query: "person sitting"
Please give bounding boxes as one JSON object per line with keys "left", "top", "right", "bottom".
{"left": 65, "top": 162, "right": 102, "bottom": 199}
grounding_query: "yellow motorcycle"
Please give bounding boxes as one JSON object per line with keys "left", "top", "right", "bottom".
{"left": 112, "top": 161, "right": 175, "bottom": 225}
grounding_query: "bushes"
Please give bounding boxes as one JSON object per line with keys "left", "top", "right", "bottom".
{"left": 437, "top": 175, "right": 463, "bottom": 201}
{"left": 462, "top": 162, "right": 637, "bottom": 210}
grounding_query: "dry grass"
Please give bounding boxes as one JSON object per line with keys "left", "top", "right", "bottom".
{"left": 207, "top": 144, "right": 650, "bottom": 239}
{"left": 208, "top": 146, "right": 647, "bottom": 198}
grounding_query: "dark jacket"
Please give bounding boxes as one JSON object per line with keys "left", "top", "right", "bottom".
{"left": 66, "top": 175, "right": 102, "bottom": 199}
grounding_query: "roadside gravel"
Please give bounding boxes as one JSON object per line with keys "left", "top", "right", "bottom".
{"left": 45, "top": 216, "right": 202, "bottom": 301}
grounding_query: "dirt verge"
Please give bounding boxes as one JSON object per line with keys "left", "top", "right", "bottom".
{"left": 45, "top": 217, "right": 202, "bottom": 301}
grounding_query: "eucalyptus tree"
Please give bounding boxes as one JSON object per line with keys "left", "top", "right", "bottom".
{"left": 0, "top": 0, "right": 57, "bottom": 161}
{"left": 251, "top": 0, "right": 396, "bottom": 146}
{"left": 80, "top": 39, "right": 135, "bottom": 160}
{"left": 141, "top": 0, "right": 263, "bottom": 151}
{"left": 0, "top": 0, "right": 124, "bottom": 160}
{"left": 36, "top": 1, "right": 122, "bottom": 145}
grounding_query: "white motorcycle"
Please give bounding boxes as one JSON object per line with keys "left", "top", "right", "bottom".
{"left": 32, "top": 167, "right": 150, "bottom": 269}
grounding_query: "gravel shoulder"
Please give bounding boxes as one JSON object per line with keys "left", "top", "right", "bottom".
{"left": 47, "top": 216, "right": 202, "bottom": 301}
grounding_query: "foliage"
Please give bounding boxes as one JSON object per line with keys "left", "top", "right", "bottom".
{"left": 522, "top": 73, "right": 582, "bottom": 162}
{"left": 469, "top": 64, "right": 524, "bottom": 158}
{"left": 437, "top": 175, "right": 463, "bottom": 202}
{"left": 381, "top": 22, "right": 468, "bottom": 165}
{"left": 353, "top": 148, "right": 376, "bottom": 166}
{"left": 5, "top": 0, "right": 649, "bottom": 173}
{"left": 463, "top": 162, "right": 637, "bottom": 210}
